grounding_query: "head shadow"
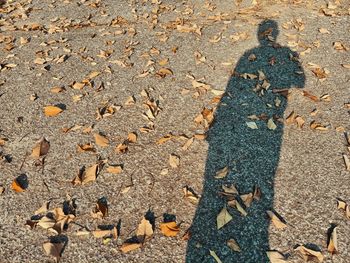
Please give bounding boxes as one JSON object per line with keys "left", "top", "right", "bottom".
{"left": 186, "top": 20, "right": 305, "bottom": 262}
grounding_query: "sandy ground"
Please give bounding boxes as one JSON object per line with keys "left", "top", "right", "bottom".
{"left": 0, "top": 0, "right": 349, "bottom": 262}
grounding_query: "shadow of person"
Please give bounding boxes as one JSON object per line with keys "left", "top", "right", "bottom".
{"left": 186, "top": 20, "right": 305, "bottom": 262}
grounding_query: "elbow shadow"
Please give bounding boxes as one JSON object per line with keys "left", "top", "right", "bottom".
{"left": 186, "top": 20, "right": 305, "bottom": 262}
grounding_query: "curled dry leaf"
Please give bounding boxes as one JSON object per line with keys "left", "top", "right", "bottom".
{"left": 43, "top": 240, "right": 65, "bottom": 262}
{"left": 115, "top": 142, "right": 128, "bottom": 153}
{"left": 302, "top": 90, "right": 319, "bottom": 102}
{"left": 31, "top": 137, "right": 50, "bottom": 158}
{"left": 92, "top": 197, "right": 108, "bottom": 219}
{"left": 217, "top": 206, "right": 233, "bottom": 229}
{"left": 77, "top": 143, "right": 95, "bottom": 153}
{"left": 267, "top": 210, "right": 287, "bottom": 229}
{"left": 294, "top": 244, "right": 324, "bottom": 262}
{"left": 44, "top": 105, "right": 63, "bottom": 117}
{"left": 183, "top": 186, "right": 199, "bottom": 204}
{"left": 327, "top": 224, "right": 338, "bottom": 254}
{"left": 12, "top": 174, "right": 29, "bottom": 192}
{"left": 35, "top": 201, "right": 50, "bottom": 215}
{"left": 310, "top": 121, "right": 329, "bottom": 131}
{"left": 285, "top": 111, "right": 296, "bottom": 125}
{"left": 92, "top": 225, "right": 118, "bottom": 239}
{"left": 215, "top": 166, "right": 229, "bottom": 179}
{"left": 227, "top": 199, "right": 247, "bottom": 216}
{"left": 72, "top": 164, "right": 100, "bottom": 186}
{"left": 94, "top": 133, "right": 109, "bottom": 147}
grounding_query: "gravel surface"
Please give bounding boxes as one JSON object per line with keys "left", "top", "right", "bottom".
{"left": 0, "top": 0, "right": 349, "bottom": 262}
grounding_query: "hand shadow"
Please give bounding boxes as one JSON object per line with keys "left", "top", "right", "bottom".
{"left": 186, "top": 20, "right": 305, "bottom": 262}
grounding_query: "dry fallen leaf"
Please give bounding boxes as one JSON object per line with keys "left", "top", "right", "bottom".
{"left": 72, "top": 164, "right": 100, "bottom": 185}
{"left": 92, "top": 197, "right": 108, "bottom": 219}
{"left": 267, "top": 118, "right": 277, "bottom": 130}
{"left": 294, "top": 244, "right": 324, "bottom": 262}
{"left": 120, "top": 237, "right": 142, "bottom": 253}
{"left": 12, "top": 174, "right": 29, "bottom": 193}
{"left": 43, "top": 240, "right": 65, "bottom": 262}
{"left": 127, "top": 132, "right": 137, "bottom": 143}
{"left": 160, "top": 214, "right": 180, "bottom": 237}
{"left": 240, "top": 193, "right": 254, "bottom": 207}
{"left": 215, "top": 166, "right": 229, "bottom": 179}
{"left": 94, "top": 133, "right": 109, "bottom": 147}
{"left": 246, "top": 121, "right": 258, "bottom": 129}
{"left": 106, "top": 165, "right": 123, "bottom": 174}
{"left": 217, "top": 206, "right": 233, "bottom": 229}
{"left": 228, "top": 199, "right": 247, "bottom": 216}
{"left": 266, "top": 250, "right": 287, "bottom": 262}
{"left": 267, "top": 210, "right": 287, "bottom": 229}
{"left": 227, "top": 238, "right": 241, "bottom": 252}
{"left": 343, "top": 154, "right": 350, "bottom": 171}
{"left": 209, "top": 250, "right": 223, "bottom": 263}
{"left": 169, "top": 154, "right": 180, "bottom": 168}
{"left": 183, "top": 186, "right": 199, "bottom": 204}
{"left": 327, "top": 224, "right": 338, "bottom": 254}
{"left": 136, "top": 210, "right": 155, "bottom": 242}
{"left": 44, "top": 105, "right": 63, "bottom": 117}
{"left": 35, "top": 201, "right": 50, "bottom": 215}
{"left": 31, "top": 137, "right": 50, "bottom": 158}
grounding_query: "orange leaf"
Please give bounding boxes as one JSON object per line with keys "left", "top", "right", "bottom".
{"left": 44, "top": 106, "right": 63, "bottom": 117}
{"left": 160, "top": 222, "right": 180, "bottom": 237}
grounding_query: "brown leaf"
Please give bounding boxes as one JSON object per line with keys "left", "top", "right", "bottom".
{"left": 310, "top": 121, "right": 329, "bottom": 131}
{"left": 295, "top": 116, "right": 305, "bottom": 128}
{"left": 44, "top": 106, "right": 63, "bottom": 117}
{"left": 217, "top": 206, "right": 233, "bottom": 229}
{"left": 51, "top": 86, "right": 65, "bottom": 93}
{"left": 72, "top": 164, "right": 100, "bottom": 186}
{"left": 157, "top": 68, "right": 173, "bottom": 78}
{"left": 312, "top": 68, "right": 328, "bottom": 79}
{"left": 106, "top": 165, "right": 123, "bottom": 174}
{"left": 327, "top": 224, "right": 338, "bottom": 254}
{"left": 43, "top": 241, "right": 65, "bottom": 262}
{"left": 169, "top": 154, "right": 180, "bottom": 168}
{"left": 343, "top": 154, "right": 350, "bottom": 171}
{"left": 182, "top": 137, "right": 194, "bottom": 151}
{"left": 120, "top": 238, "right": 142, "bottom": 253}
{"left": 77, "top": 143, "right": 96, "bottom": 153}
{"left": 31, "top": 137, "right": 50, "bottom": 158}
{"left": 227, "top": 239, "right": 241, "bottom": 252}
{"left": 303, "top": 90, "right": 319, "bottom": 101}
{"left": 94, "top": 133, "right": 109, "bottom": 147}
{"left": 267, "top": 210, "right": 287, "bottom": 229}
{"left": 215, "top": 166, "right": 229, "bottom": 179}
{"left": 266, "top": 250, "right": 287, "bottom": 262}
{"left": 227, "top": 199, "right": 247, "bottom": 216}
{"left": 285, "top": 111, "right": 296, "bottom": 125}
{"left": 294, "top": 244, "right": 324, "bottom": 262}
{"left": 92, "top": 197, "right": 108, "bottom": 219}
{"left": 157, "top": 134, "right": 174, "bottom": 144}
{"left": 127, "top": 132, "right": 137, "bottom": 143}
{"left": 240, "top": 193, "right": 254, "bottom": 207}
{"left": 183, "top": 186, "right": 199, "bottom": 204}
{"left": 115, "top": 142, "right": 128, "bottom": 153}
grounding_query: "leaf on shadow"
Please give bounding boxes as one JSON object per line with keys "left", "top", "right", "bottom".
{"left": 209, "top": 250, "right": 223, "bottom": 263}
{"left": 217, "top": 206, "right": 233, "bottom": 229}
{"left": 227, "top": 238, "right": 241, "bottom": 252}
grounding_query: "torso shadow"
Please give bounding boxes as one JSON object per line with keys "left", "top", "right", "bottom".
{"left": 186, "top": 20, "right": 305, "bottom": 263}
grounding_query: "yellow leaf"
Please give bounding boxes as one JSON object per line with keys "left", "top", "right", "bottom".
{"left": 44, "top": 106, "right": 63, "bottom": 117}
{"left": 217, "top": 206, "right": 233, "bottom": 229}
{"left": 94, "top": 133, "right": 109, "bottom": 147}
{"left": 88, "top": 71, "right": 101, "bottom": 79}
{"left": 50, "top": 86, "right": 65, "bottom": 93}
